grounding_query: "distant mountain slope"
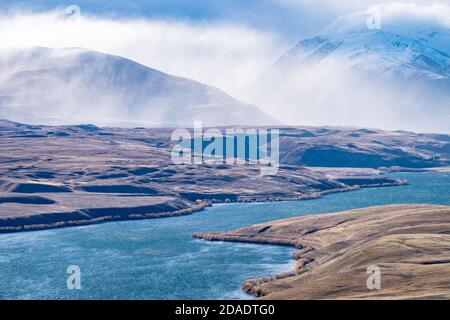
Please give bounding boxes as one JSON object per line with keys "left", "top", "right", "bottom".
{"left": 276, "top": 30, "right": 450, "bottom": 78}
{"left": 1, "top": 119, "right": 449, "bottom": 169}
{"left": 0, "top": 47, "right": 274, "bottom": 127}
{"left": 244, "top": 29, "right": 450, "bottom": 133}
{"left": 277, "top": 126, "right": 450, "bottom": 168}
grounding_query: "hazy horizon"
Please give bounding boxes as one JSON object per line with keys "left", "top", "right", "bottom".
{"left": 0, "top": 1, "right": 449, "bottom": 133}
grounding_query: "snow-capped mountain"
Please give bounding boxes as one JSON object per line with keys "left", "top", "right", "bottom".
{"left": 0, "top": 47, "right": 274, "bottom": 127}
{"left": 244, "top": 29, "right": 450, "bottom": 133}
{"left": 277, "top": 30, "right": 450, "bottom": 79}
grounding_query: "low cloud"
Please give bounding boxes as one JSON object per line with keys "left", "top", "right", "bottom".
{"left": 0, "top": 7, "right": 287, "bottom": 95}
{"left": 242, "top": 2, "right": 450, "bottom": 133}
{"left": 1, "top": 3, "right": 449, "bottom": 132}
{"left": 327, "top": 2, "right": 450, "bottom": 34}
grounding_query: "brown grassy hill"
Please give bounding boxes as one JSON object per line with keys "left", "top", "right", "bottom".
{"left": 194, "top": 204, "right": 450, "bottom": 299}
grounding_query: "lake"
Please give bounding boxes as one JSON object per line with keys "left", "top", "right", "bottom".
{"left": 0, "top": 172, "right": 449, "bottom": 299}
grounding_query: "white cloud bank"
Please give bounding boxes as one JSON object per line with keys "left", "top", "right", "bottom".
{"left": 242, "top": 2, "right": 450, "bottom": 133}
{"left": 1, "top": 2, "right": 449, "bottom": 132}
{"left": 327, "top": 2, "right": 450, "bottom": 35}
{"left": 1, "top": 2, "right": 448, "bottom": 95}
{"left": 0, "top": 8, "right": 287, "bottom": 95}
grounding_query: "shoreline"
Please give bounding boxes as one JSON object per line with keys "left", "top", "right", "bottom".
{"left": 192, "top": 228, "right": 313, "bottom": 297}
{"left": 0, "top": 180, "right": 407, "bottom": 235}
{"left": 193, "top": 204, "right": 450, "bottom": 299}
{"left": 0, "top": 200, "right": 211, "bottom": 234}
{"left": 0, "top": 120, "right": 448, "bottom": 237}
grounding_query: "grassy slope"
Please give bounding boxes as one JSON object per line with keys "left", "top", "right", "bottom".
{"left": 194, "top": 204, "right": 450, "bottom": 299}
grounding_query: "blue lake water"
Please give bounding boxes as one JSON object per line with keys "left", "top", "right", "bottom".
{"left": 0, "top": 172, "right": 449, "bottom": 300}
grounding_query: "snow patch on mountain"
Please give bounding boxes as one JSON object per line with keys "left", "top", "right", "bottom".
{"left": 0, "top": 47, "right": 274, "bottom": 127}
{"left": 243, "top": 28, "right": 450, "bottom": 133}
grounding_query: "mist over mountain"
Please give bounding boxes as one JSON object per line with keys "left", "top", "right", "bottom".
{"left": 0, "top": 47, "right": 274, "bottom": 127}
{"left": 243, "top": 28, "right": 450, "bottom": 133}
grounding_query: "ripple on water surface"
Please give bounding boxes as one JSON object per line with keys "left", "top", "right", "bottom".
{"left": 0, "top": 172, "right": 449, "bottom": 299}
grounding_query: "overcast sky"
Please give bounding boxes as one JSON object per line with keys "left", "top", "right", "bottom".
{"left": 0, "top": 0, "right": 449, "bottom": 93}
{"left": 1, "top": 0, "right": 444, "bottom": 38}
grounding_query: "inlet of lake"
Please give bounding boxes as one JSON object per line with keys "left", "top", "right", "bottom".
{"left": 0, "top": 172, "right": 449, "bottom": 299}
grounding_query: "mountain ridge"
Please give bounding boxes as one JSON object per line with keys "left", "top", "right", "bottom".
{"left": 0, "top": 46, "right": 275, "bottom": 127}
{"left": 243, "top": 29, "right": 450, "bottom": 133}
